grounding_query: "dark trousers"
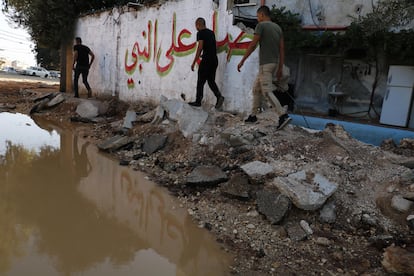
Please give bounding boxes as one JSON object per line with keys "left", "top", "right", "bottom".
{"left": 74, "top": 66, "right": 91, "bottom": 97}
{"left": 196, "top": 58, "right": 222, "bottom": 103}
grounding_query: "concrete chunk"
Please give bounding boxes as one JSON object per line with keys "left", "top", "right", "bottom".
{"left": 186, "top": 166, "right": 228, "bottom": 186}
{"left": 97, "top": 135, "right": 134, "bottom": 151}
{"left": 391, "top": 195, "right": 413, "bottom": 212}
{"left": 122, "top": 110, "right": 137, "bottom": 129}
{"left": 142, "top": 134, "right": 167, "bottom": 154}
{"left": 241, "top": 161, "right": 274, "bottom": 178}
{"left": 256, "top": 190, "right": 291, "bottom": 224}
{"left": 274, "top": 170, "right": 338, "bottom": 211}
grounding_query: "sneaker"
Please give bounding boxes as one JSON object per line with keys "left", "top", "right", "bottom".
{"left": 277, "top": 114, "right": 292, "bottom": 130}
{"left": 244, "top": 114, "right": 257, "bottom": 123}
{"left": 215, "top": 96, "right": 224, "bottom": 109}
{"left": 189, "top": 101, "right": 201, "bottom": 107}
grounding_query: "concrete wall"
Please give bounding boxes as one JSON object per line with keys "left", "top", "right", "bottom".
{"left": 232, "top": 0, "right": 378, "bottom": 27}
{"left": 73, "top": 0, "right": 384, "bottom": 115}
{"left": 74, "top": 0, "right": 259, "bottom": 113}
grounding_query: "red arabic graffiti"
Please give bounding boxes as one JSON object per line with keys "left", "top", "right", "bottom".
{"left": 125, "top": 11, "right": 252, "bottom": 88}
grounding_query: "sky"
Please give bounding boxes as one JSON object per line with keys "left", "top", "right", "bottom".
{"left": 0, "top": 10, "right": 36, "bottom": 68}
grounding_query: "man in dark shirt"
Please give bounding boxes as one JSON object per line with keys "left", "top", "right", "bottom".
{"left": 190, "top": 18, "right": 224, "bottom": 109}
{"left": 73, "top": 37, "right": 95, "bottom": 98}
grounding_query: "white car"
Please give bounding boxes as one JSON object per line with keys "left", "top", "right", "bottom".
{"left": 49, "top": 70, "right": 61, "bottom": 78}
{"left": 21, "top": 66, "right": 50, "bottom": 78}
{"left": 2, "top": 66, "right": 18, "bottom": 74}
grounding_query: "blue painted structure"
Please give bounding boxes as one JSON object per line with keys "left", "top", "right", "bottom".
{"left": 290, "top": 114, "right": 414, "bottom": 146}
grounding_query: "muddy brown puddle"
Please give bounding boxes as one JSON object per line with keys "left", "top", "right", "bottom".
{"left": 0, "top": 112, "right": 231, "bottom": 276}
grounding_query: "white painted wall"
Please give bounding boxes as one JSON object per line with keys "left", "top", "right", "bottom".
{"left": 73, "top": 0, "right": 380, "bottom": 113}
{"left": 74, "top": 0, "right": 259, "bottom": 113}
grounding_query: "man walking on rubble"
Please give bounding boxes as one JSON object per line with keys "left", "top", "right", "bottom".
{"left": 73, "top": 37, "right": 95, "bottom": 98}
{"left": 237, "top": 5, "right": 291, "bottom": 130}
{"left": 189, "top": 17, "right": 225, "bottom": 110}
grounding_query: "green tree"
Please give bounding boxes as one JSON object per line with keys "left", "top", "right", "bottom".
{"left": 1, "top": 0, "right": 152, "bottom": 90}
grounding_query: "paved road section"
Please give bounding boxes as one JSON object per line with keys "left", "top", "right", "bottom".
{"left": 0, "top": 72, "right": 59, "bottom": 84}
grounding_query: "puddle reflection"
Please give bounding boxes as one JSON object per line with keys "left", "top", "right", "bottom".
{"left": 0, "top": 112, "right": 60, "bottom": 155}
{"left": 0, "top": 113, "right": 231, "bottom": 276}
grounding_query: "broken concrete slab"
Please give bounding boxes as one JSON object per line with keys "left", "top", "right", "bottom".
{"left": 286, "top": 223, "right": 308, "bottom": 242}
{"left": 76, "top": 100, "right": 99, "bottom": 119}
{"left": 122, "top": 110, "right": 137, "bottom": 129}
{"left": 33, "top": 92, "right": 55, "bottom": 102}
{"left": 142, "top": 134, "right": 167, "bottom": 155}
{"left": 97, "top": 135, "right": 135, "bottom": 152}
{"left": 46, "top": 93, "right": 65, "bottom": 108}
{"left": 221, "top": 127, "right": 256, "bottom": 147}
{"left": 319, "top": 200, "right": 336, "bottom": 224}
{"left": 136, "top": 109, "right": 155, "bottom": 123}
{"left": 160, "top": 98, "right": 184, "bottom": 122}
{"left": 273, "top": 170, "right": 338, "bottom": 211}
{"left": 186, "top": 165, "right": 228, "bottom": 186}
{"left": 30, "top": 93, "right": 65, "bottom": 113}
{"left": 391, "top": 195, "right": 413, "bottom": 212}
{"left": 30, "top": 98, "right": 50, "bottom": 114}
{"left": 256, "top": 190, "right": 291, "bottom": 224}
{"left": 241, "top": 161, "right": 274, "bottom": 178}
{"left": 152, "top": 97, "right": 208, "bottom": 138}
{"left": 76, "top": 100, "right": 108, "bottom": 119}
{"left": 176, "top": 104, "right": 208, "bottom": 138}
{"left": 151, "top": 106, "right": 166, "bottom": 124}
{"left": 221, "top": 175, "right": 251, "bottom": 200}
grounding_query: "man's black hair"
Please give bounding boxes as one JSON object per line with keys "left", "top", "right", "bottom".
{"left": 196, "top": 17, "right": 206, "bottom": 26}
{"left": 257, "top": 5, "right": 271, "bottom": 17}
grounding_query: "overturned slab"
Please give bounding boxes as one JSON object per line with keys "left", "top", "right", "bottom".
{"left": 256, "top": 190, "right": 291, "bottom": 224}
{"left": 273, "top": 170, "right": 338, "bottom": 211}
{"left": 97, "top": 135, "right": 135, "bottom": 152}
{"left": 30, "top": 98, "right": 50, "bottom": 114}
{"left": 186, "top": 165, "right": 228, "bottom": 186}
{"left": 122, "top": 110, "right": 137, "bottom": 129}
{"left": 221, "top": 175, "right": 251, "bottom": 200}
{"left": 241, "top": 161, "right": 274, "bottom": 178}
{"left": 76, "top": 100, "right": 108, "bottom": 119}
{"left": 142, "top": 134, "right": 167, "bottom": 154}
{"left": 154, "top": 97, "right": 208, "bottom": 138}
{"left": 47, "top": 93, "right": 65, "bottom": 108}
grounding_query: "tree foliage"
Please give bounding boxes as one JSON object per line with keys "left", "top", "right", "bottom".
{"left": 355, "top": 0, "right": 414, "bottom": 36}
{"left": 1, "top": 0, "right": 134, "bottom": 67}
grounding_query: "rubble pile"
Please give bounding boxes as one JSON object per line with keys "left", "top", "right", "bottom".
{"left": 3, "top": 86, "right": 414, "bottom": 275}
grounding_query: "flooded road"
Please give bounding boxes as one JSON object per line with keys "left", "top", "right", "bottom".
{"left": 0, "top": 113, "right": 231, "bottom": 276}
